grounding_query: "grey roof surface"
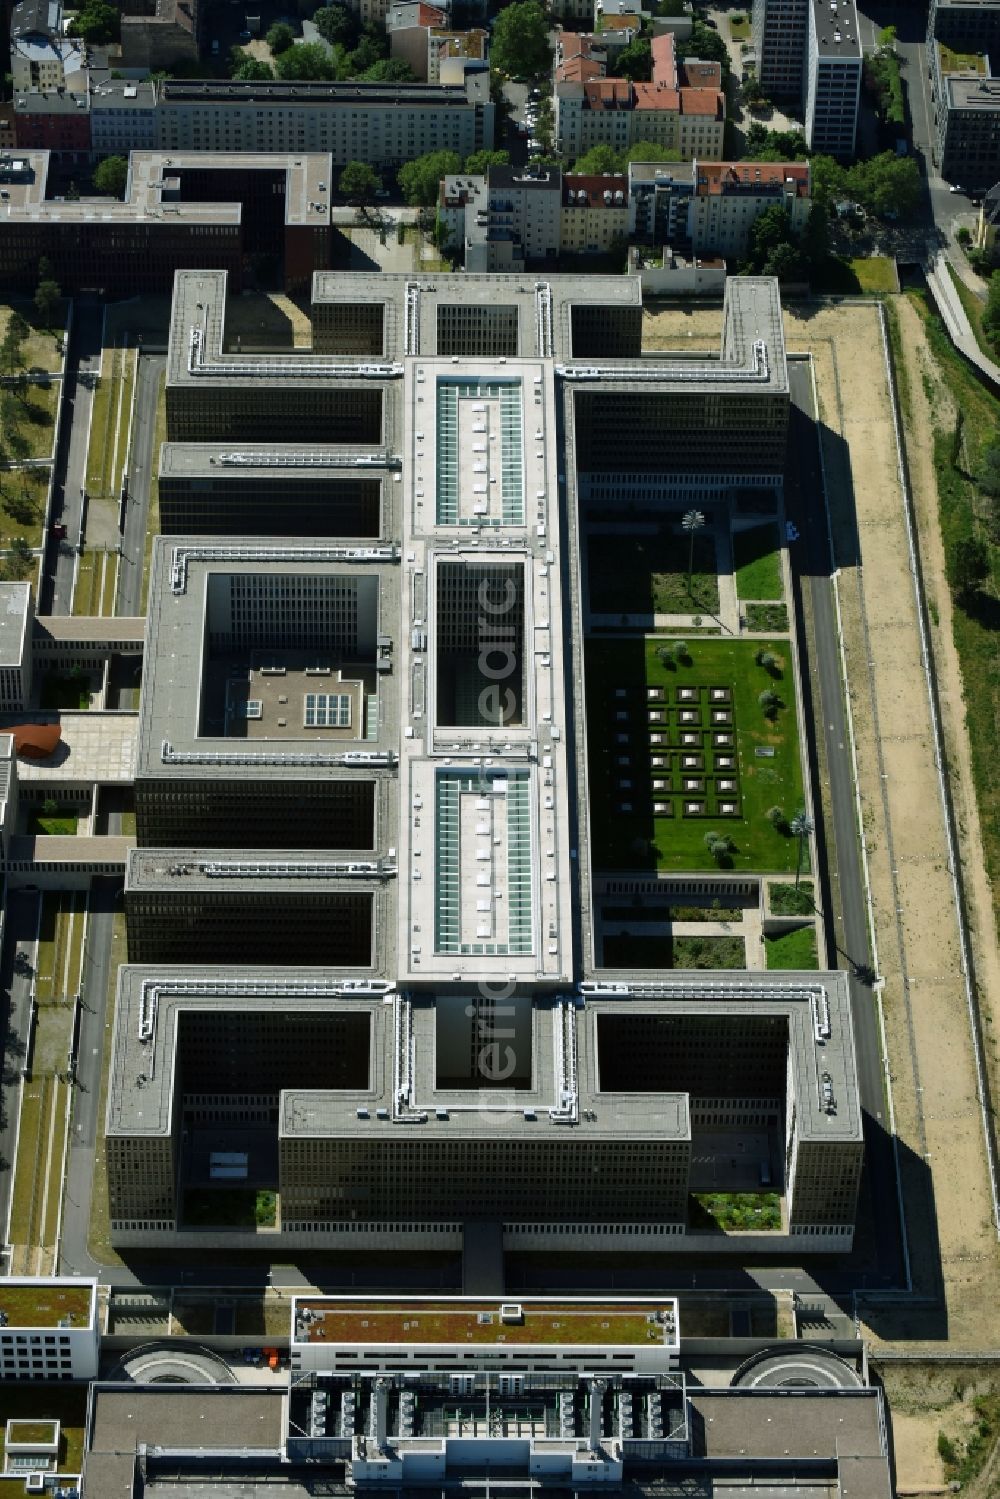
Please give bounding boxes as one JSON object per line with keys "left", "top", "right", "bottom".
{"left": 0, "top": 583, "right": 31, "bottom": 668}
{"left": 135, "top": 536, "right": 400, "bottom": 782}
{"left": 810, "top": 0, "right": 862, "bottom": 57}
{"left": 691, "top": 1388, "right": 886, "bottom": 1464}
{"left": 157, "top": 78, "right": 474, "bottom": 105}
{"left": 945, "top": 72, "right": 1000, "bottom": 105}
{"left": 583, "top": 977, "right": 862, "bottom": 1146}
{"left": 126, "top": 846, "right": 392, "bottom": 892}
{"left": 34, "top": 614, "right": 145, "bottom": 643}
{"left": 158, "top": 442, "right": 397, "bottom": 478}
{"left": 11, "top": 0, "right": 60, "bottom": 40}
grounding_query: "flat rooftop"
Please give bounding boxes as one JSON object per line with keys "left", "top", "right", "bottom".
{"left": 0, "top": 1281, "right": 94, "bottom": 1329}
{"left": 7, "top": 710, "right": 136, "bottom": 785}
{"left": 0, "top": 582, "right": 31, "bottom": 667}
{"left": 946, "top": 71, "right": 1000, "bottom": 103}
{"left": 293, "top": 1299, "right": 679, "bottom": 1348}
{"left": 812, "top": 0, "right": 862, "bottom": 57}
{"left": 136, "top": 538, "right": 399, "bottom": 782}
{"left": 126, "top": 847, "right": 392, "bottom": 892}
{"left": 0, "top": 148, "right": 333, "bottom": 226}
{"left": 158, "top": 442, "right": 399, "bottom": 477}
{"left": 157, "top": 78, "right": 476, "bottom": 105}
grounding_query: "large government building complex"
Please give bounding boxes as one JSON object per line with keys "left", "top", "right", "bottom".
{"left": 105, "top": 267, "right": 864, "bottom": 1256}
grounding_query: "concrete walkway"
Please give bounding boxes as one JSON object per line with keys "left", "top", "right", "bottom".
{"left": 925, "top": 251, "right": 1000, "bottom": 386}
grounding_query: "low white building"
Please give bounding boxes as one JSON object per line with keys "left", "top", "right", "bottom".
{"left": 0, "top": 1279, "right": 100, "bottom": 1381}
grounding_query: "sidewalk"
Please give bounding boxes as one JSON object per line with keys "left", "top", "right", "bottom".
{"left": 925, "top": 251, "right": 1000, "bottom": 385}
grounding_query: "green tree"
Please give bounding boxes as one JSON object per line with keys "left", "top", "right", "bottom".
{"left": 490, "top": 1, "right": 552, "bottom": 79}
{"left": 68, "top": 0, "right": 119, "bottom": 42}
{"left": 739, "top": 72, "right": 768, "bottom": 106}
{"left": 465, "top": 149, "right": 511, "bottom": 173}
{"left": 949, "top": 534, "right": 990, "bottom": 600}
{"left": 570, "top": 143, "right": 624, "bottom": 174}
{"left": 313, "top": 4, "right": 358, "bottom": 46}
{"left": 846, "top": 152, "right": 920, "bottom": 219}
{"left": 744, "top": 122, "right": 808, "bottom": 160}
{"left": 800, "top": 201, "right": 830, "bottom": 265}
{"left": 274, "top": 41, "right": 338, "bottom": 79}
{"left": 809, "top": 154, "right": 846, "bottom": 206}
{"left": 615, "top": 37, "right": 652, "bottom": 80}
{"left": 361, "top": 57, "right": 412, "bottom": 80}
{"left": 398, "top": 149, "right": 462, "bottom": 205}
{"left": 34, "top": 277, "right": 60, "bottom": 329}
{"left": 93, "top": 154, "right": 129, "bottom": 198}
{"left": 266, "top": 21, "right": 296, "bottom": 53}
{"left": 677, "top": 20, "right": 729, "bottom": 76}
{"left": 230, "top": 50, "right": 275, "bottom": 79}
{"left": 983, "top": 270, "right": 1000, "bottom": 349}
{"left": 623, "top": 141, "right": 682, "bottom": 164}
{"left": 339, "top": 160, "right": 381, "bottom": 201}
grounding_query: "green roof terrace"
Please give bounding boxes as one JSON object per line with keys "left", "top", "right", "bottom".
{"left": 293, "top": 1298, "right": 679, "bottom": 1348}
{"left": 0, "top": 1282, "right": 95, "bottom": 1329}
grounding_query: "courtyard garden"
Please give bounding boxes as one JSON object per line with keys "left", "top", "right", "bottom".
{"left": 733, "top": 521, "right": 783, "bottom": 601}
{"left": 586, "top": 523, "right": 720, "bottom": 615}
{"left": 585, "top": 635, "right": 806, "bottom": 872}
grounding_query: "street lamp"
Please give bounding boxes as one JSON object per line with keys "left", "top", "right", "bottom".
{"left": 681, "top": 509, "right": 705, "bottom": 596}
{"left": 790, "top": 809, "right": 814, "bottom": 889}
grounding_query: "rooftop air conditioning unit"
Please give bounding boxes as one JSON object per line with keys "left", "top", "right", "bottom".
{"left": 499, "top": 1303, "right": 524, "bottom": 1324}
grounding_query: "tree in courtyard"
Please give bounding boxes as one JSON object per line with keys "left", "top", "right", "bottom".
{"left": 758, "top": 687, "right": 779, "bottom": 718}
{"left": 34, "top": 276, "right": 60, "bottom": 330}
{"left": 490, "top": 1, "right": 552, "bottom": 79}
{"left": 704, "top": 831, "right": 735, "bottom": 866}
{"left": 266, "top": 21, "right": 296, "bottom": 54}
{"left": 274, "top": 42, "right": 338, "bottom": 79}
{"left": 767, "top": 805, "right": 787, "bottom": 832}
{"left": 624, "top": 141, "right": 683, "bottom": 165}
{"left": 339, "top": 161, "right": 381, "bottom": 202}
{"left": 464, "top": 149, "right": 510, "bottom": 174}
{"left": 230, "top": 51, "right": 274, "bottom": 80}
{"left": 313, "top": 4, "right": 358, "bottom": 46}
{"left": 571, "top": 144, "right": 624, "bottom": 175}
{"left": 615, "top": 37, "right": 652, "bottom": 80}
{"left": 68, "top": 0, "right": 119, "bottom": 42}
{"left": 360, "top": 57, "right": 412, "bottom": 80}
{"left": 790, "top": 809, "right": 813, "bottom": 889}
{"left": 93, "top": 155, "right": 129, "bottom": 198}
{"left": 983, "top": 270, "right": 1000, "bottom": 353}
{"left": 398, "top": 149, "right": 462, "bottom": 205}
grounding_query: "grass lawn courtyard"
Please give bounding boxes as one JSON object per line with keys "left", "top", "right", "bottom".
{"left": 587, "top": 524, "right": 720, "bottom": 615}
{"left": 764, "top": 924, "right": 819, "bottom": 968}
{"left": 585, "top": 636, "right": 806, "bottom": 872}
{"left": 733, "top": 521, "right": 783, "bottom": 601}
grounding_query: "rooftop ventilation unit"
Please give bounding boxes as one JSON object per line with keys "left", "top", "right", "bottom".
{"left": 499, "top": 1302, "right": 524, "bottom": 1323}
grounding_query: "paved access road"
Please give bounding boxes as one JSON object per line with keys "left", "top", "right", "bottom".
{"left": 0, "top": 892, "right": 43, "bottom": 1261}
{"left": 117, "top": 353, "right": 164, "bottom": 617}
{"left": 42, "top": 300, "right": 104, "bottom": 616}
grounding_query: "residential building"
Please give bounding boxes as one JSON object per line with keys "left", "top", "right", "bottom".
{"left": 555, "top": 33, "right": 724, "bottom": 161}
{"left": 690, "top": 158, "right": 811, "bottom": 254}
{"left": 439, "top": 164, "right": 561, "bottom": 269}
{"left": 804, "top": 0, "right": 861, "bottom": 157}
{"left": 554, "top": 32, "right": 608, "bottom": 85}
{"left": 0, "top": 150, "right": 335, "bottom": 293}
{"left": 387, "top": 1, "right": 488, "bottom": 81}
{"left": 561, "top": 173, "right": 629, "bottom": 253}
{"left": 752, "top": 0, "right": 808, "bottom": 101}
{"left": 10, "top": 0, "right": 84, "bottom": 94}
{"left": 153, "top": 72, "right": 493, "bottom": 163}
{"left": 89, "top": 78, "right": 158, "bottom": 157}
{"left": 0, "top": 1279, "right": 99, "bottom": 1382}
{"left": 935, "top": 73, "right": 1000, "bottom": 183}
{"left": 119, "top": 0, "right": 200, "bottom": 72}
{"left": 627, "top": 157, "right": 810, "bottom": 259}
{"left": 0, "top": 581, "right": 34, "bottom": 712}
{"left": 12, "top": 90, "right": 91, "bottom": 162}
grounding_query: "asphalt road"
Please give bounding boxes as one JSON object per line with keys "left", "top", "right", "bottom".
{"left": 785, "top": 361, "right": 904, "bottom": 1289}
{"left": 41, "top": 300, "right": 104, "bottom": 617}
{"left": 58, "top": 879, "right": 116, "bottom": 1280}
{"left": 117, "top": 353, "right": 164, "bottom": 617}
{"left": 0, "top": 892, "right": 42, "bottom": 1262}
